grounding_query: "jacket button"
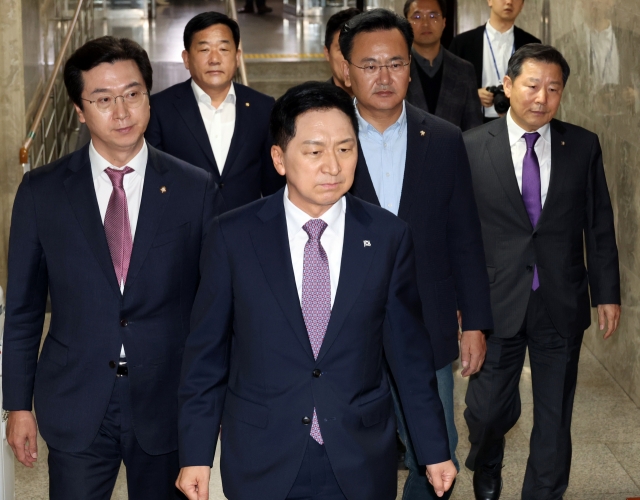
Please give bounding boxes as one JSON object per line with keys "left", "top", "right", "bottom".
{"left": 532, "top": 233, "right": 538, "bottom": 239}
{"left": 109, "top": 360, "right": 116, "bottom": 369}
{"left": 219, "top": 183, "right": 224, "bottom": 188}
{"left": 302, "top": 416, "right": 311, "bottom": 425}
{"left": 120, "top": 319, "right": 128, "bottom": 327}
{"left": 312, "top": 369, "right": 322, "bottom": 378}
{"left": 526, "top": 265, "right": 533, "bottom": 271}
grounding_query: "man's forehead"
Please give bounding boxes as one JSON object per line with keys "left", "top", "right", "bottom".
{"left": 351, "top": 30, "right": 409, "bottom": 57}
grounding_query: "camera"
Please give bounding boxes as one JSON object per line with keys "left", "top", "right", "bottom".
{"left": 486, "top": 84, "right": 510, "bottom": 115}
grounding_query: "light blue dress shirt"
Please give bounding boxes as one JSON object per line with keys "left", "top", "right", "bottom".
{"left": 355, "top": 101, "right": 408, "bottom": 216}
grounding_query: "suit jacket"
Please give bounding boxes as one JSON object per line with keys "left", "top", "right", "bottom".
{"left": 463, "top": 117, "right": 620, "bottom": 338}
{"left": 145, "top": 79, "right": 285, "bottom": 213}
{"left": 350, "top": 103, "right": 493, "bottom": 370}
{"left": 178, "top": 191, "right": 449, "bottom": 500}
{"left": 2, "top": 144, "right": 219, "bottom": 455}
{"left": 406, "top": 48, "right": 483, "bottom": 131}
{"left": 448, "top": 25, "right": 541, "bottom": 88}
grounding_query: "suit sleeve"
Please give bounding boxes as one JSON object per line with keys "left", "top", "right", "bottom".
{"left": 2, "top": 173, "right": 49, "bottom": 411}
{"left": 461, "top": 65, "right": 483, "bottom": 131}
{"left": 201, "top": 172, "right": 223, "bottom": 239}
{"left": 447, "top": 130, "right": 494, "bottom": 331}
{"left": 260, "top": 97, "right": 286, "bottom": 196}
{"left": 383, "top": 225, "right": 450, "bottom": 466}
{"left": 178, "top": 218, "right": 233, "bottom": 467}
{"left": 584, "top": 135, "right": 620, "bottom": 306}
{"left": 145, "top": 100, "right": 163, "bottom": 150}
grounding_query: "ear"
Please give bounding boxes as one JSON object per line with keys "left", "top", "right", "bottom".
{"left": 442, "top": 17, "right": 447, "bottom": 30}
{"left": 74, "top": 103, "right": 87, "bottom": 124}
{"left": 235, "top": 47, "right": 242, "bottom": 68}
{"left": 503, "top": 75, "right": 513, "bottom": 98}
{"left": 323, "top": 46, "right": 330, "bottom": 63}
{"left": 271, "top": 145, "right": 286, "bottom": 177}
{"left": 182, "top": 50, "right": 190, "bottom": 71}
{"left": 342, "top": 59, "right": 352, "bottom": 88}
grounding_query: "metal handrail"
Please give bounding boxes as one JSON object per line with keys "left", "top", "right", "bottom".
{"left": 226, "top": 0, "right": 249, "bottom": 86}
{"left": 19, "top": 0, "right": 90, "bottom": 171}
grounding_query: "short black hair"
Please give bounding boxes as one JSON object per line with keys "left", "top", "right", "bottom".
{"left": 64, "top": 36, "right": 152, "bottom": 110}
{"left": 403, "top": 0, "right": 447, "bottom": 18}
{"left": 339, "top": 9, "right": 414, "bottom": 63}
{"left": 507, "top": 43, "right": 571, "bottom": 86}
{"left": 325, "top": 8, "right": 361, "bottom": 50}
{"left": 183, "top": 12, "right": 240, "bottom": 51}
{"left": 270, "top": 81, "right": 359, "bottom": 151}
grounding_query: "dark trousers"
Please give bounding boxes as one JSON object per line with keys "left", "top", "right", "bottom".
{"left": 48, "top": 376, "right": 184, "bottom": 500}
{"left": 286, "top": 435, "right": 347, "bottom": 500}
{"left": 464, "top": 290, "right": 583, "bottom": 500}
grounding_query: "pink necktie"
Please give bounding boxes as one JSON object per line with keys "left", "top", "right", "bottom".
{"left": 301, "top": 219, "right": 331, "bottom": 445}
{"left": 104, "top": 167, "right": 134, "bottom": 288}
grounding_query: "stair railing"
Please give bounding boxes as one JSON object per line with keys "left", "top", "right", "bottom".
{"left": 225, "top": 0, "right": 249, "bottom": 86}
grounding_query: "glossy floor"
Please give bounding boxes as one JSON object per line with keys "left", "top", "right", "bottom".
{"left": 15, "top": 316, "right": 640, "bottom": 499}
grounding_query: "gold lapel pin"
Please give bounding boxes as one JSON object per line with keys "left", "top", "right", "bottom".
{"left": 420, "top": 130, "right": 426, "bottom": 136}
{"left": 561, "top": 141, "right": 566, "bottom": 146}
{"left": 245, "top": 102, "right": 250, "bottom": 107}
{"left": 160, "top": 186, "right": 167, "bottom": 194}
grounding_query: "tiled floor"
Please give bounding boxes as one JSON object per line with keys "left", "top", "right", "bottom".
{"left": 14, "top": 315, "right": 640, "bottom": 499}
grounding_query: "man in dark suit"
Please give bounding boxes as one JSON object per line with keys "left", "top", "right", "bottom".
{"left": 2, "top": 37, "right": 218, "bottom": 499}
{"left": 145, "top": 12, "right": 284, "bottom": 213}
{"left": 449, "top": 0, "right": 540, "bottom": 122}
{"left": 323, "top": 8, "right": 361, "bottom": 97}
{"left": 175, "top": 82, "right": 457, "bottom": 500}
{"left": 463, "top": 44, "right": 621, "bottom": 500}
{"left": 403, "top": 0, "right": 482, "bottom": 131}
{"left": 339, "top": 10, "right": 493, "bottom": 500}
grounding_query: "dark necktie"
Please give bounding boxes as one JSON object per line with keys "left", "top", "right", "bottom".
{"left": 521, "top": 132, "right": 541, "bottom": 290}
{"left": 104, "top": 167, "right": 134, "bottom": 289}
{"left": 301, "top": 219, "right": 330, "bottom": 445}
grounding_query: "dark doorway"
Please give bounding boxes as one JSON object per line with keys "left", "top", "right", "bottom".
{"left": 441, "top": 0, "right": 457, "bottom": 48}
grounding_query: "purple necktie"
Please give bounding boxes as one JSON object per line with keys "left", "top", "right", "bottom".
{"left": 104, "top": 167, "right": 134, "bottom": 288}
{"left": 301, "top": 219, "right": 331, "bottom": 445}
{"left": 522, "top": 132, "right": 541, "bottom": 290}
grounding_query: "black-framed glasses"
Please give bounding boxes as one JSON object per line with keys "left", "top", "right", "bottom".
{"left": 81, "top": 91, "right": 149, "bottom": 113}
{"left": 348, "top": 61, "right": 410, "bottom": 76}
{"left": 409, "top": 12, "right": 443, "bottom": 23}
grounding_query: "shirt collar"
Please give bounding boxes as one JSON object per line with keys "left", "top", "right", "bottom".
{"left": 354, "top": 99, "right": 407, "bottom": 136}
{"left": 89, "top": 140, "right": 148, "bottom": 181}
{"left": 191, "top": 79, "right": 236, "bottom": 108}
{"left": 506, "top": 109, "right": 551, "bottom": 147}
{"left": 411, "top": 46, "right": 444, "bottom": 76}
{"left": 485, "top": 20, "right": 515, "bottom": 41}
{"left": 283, "top": 185, "right": 346, "bottom": 241}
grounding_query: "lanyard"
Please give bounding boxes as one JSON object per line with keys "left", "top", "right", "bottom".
{"left": 485, "top": 27, "right": 515, "bottom": 82}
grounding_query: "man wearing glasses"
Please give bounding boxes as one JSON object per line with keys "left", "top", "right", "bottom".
{"left": 2, "top": 36, "right": 219, "bottom": 499}
{"left": 341, "top": 10, "right": 493, "bottom": 500}
{"left": 404, "top": 0, "right": 482, "bottom": 131}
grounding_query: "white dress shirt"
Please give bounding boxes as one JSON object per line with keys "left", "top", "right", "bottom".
{"left": 482, "top": 21, "right": 515, "bottom": 118}
{"left": 283, "top": 186, "right": 346, "bottom": 308}
{"left": 506, "top": 110, "right": 552, "bottom": 207}
{"left": 191, "top": 79, "right": 236, "bottom": 174}
{"left": 90, "top": 140, "right": 148, "bottom": 356}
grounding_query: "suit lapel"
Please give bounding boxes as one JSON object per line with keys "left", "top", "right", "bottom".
{"left": 397, "top": 104, "right": 430, "bottom": 221}
{"left": 434, "top": 52, "right": 460, "bottom": 121}
{"left": 316, "top": 195, "right": 376, "bottom": 364}
{"left": 124, "top": 147, "right": 175, "bottom": 292}
{"left": 220, "top": 83, "right": 250, "bottom": 179}
{"left": 486, "top": 119, "right": 532, "bottom": 229}
{"left": 63, "top": 146, "right": 121, "bottom": 297}
{"left": 174, "top": 80, "right": 219, "bottom": 177}
{"left": 250, "top": 192, "right": 315, "bottom": 360}
{"left": 536, "top": 120, "right": 570, "bottom": 229}
{"left": 352, "top": 142, "right": 381, "bottom": 206}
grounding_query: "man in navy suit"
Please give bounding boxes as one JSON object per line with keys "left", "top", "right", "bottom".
{"left": 145, "top": 12, "right": 284, "bottom": 213}
{"left": 176, "top": 82, "right": 457, "bottom": 500}
{"left": 340, "top": 10, "right": 493, "bottom": 500}
{"left": 2, "top": 37, "right": 218, "bottom": 499}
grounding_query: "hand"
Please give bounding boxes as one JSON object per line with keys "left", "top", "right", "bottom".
{"left": 478, "top": 88, "right": 494, "bottom": 108}
{"left": 6, "top": 410, "right": 38, "bottom": 467}
{"left": 597, "top": 304, "right": 621, "bottom": 339}
{"left": 426, "top": 460, "right": 457, "bottom": 497}
{"left": 176, "top": 466, "right": 211, "bottom": 500}
{"left": 460, "top": 330, "right": 486, "bottom": 377}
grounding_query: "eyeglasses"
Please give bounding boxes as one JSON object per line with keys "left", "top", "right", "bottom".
{"left": 348, "top": 61, "right": 410, "bottom": 76}
{"left": 81, "top": 90, "right": 149, "bottom": 113}
{"left": 409, "top": 12, "right": 443, "bottom": 23}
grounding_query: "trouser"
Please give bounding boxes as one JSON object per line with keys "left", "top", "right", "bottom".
{"left": 286, "top": 435, "right": 347, "bottom": 500}
{"left": 464, "top": 289, "right": 583, "bottom": 500}
{"left": 48, "top": 376, "right": 184, "bottom": 500}
{"left": 391, "top": 364, "right": 459, "bottom": 500}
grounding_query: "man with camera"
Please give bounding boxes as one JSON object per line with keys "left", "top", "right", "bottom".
{"left": 449, "top": 0, "right": 540, "bottom": 122}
